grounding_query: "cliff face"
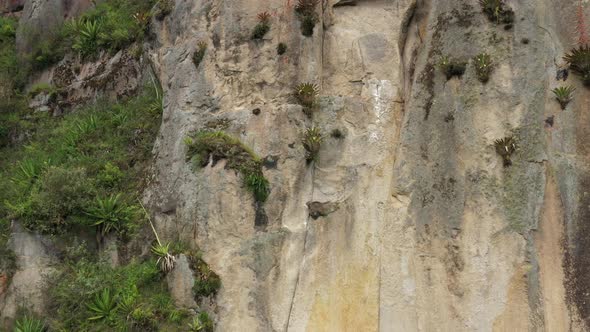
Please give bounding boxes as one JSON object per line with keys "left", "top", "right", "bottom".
{"left": 4, "top": 0, "right": 590, "bottom": 331}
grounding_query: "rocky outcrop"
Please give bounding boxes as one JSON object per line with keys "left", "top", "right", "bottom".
{"left": 0, "top": 223, "right": 57, "bottom": 327}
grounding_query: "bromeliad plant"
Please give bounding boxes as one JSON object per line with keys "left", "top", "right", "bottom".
{"left": 552, "top": 86, "right": 575, "bottom": 109}
{"left": 14, "top": 316, "right": 46, "bottom": 332}
{"left": 251, "top": 11, "right": 271, "bottom": 40}
{"left": 494, "top": 136, "right": 517, "bottom": 167}
{"left": 438, "top": 56, "right": 466, "bottom": 80}
{"left": 193, "top": 41, "right": 207, "bottom": 68}
{"left": 294, "top": 82, "right": 319, "bottom": 109}
{"left": 85, "top": 194, "right": 137, "bottom": 239}
{"left": 474, "top": 53, "right": 493, "bottom": 83}
{"left": 295, "top": 0, "right": 319, "bottom": 36}
{"left": 479, "top": 0, "right": 514, "bottom": 25}
{"left": 140, "top": 200, "right": 177, "bottom": 273}
{"left": 87, "top": 288, "right": 118, "bottom": 322}
{"left": 564, "top": 45, "right": 590, "bottom": 86}
{"left": 302, "top": 127, "right": 323, "bottom": 163}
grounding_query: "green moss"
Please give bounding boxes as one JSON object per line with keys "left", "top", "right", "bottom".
{"left": 185, "top": 131, "right": 270, "bottom": 203}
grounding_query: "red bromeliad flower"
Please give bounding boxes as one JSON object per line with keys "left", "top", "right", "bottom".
{"left": 257, "top": 11, "right": 271, "bottom": 23}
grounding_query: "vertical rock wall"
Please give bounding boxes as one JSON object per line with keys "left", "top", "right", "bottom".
{"left": 3, "top": 0, "right": 582, "bottom": 330}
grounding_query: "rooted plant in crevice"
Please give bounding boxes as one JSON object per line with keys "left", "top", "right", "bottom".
{"left": 294, "top": 82, "right": 319, "bottom": 116}
{"left": 552, "top": 86, "right": 575, "bottom": 109}
{"left": 185, "top": 131, "right": 270, "bottom": 203}
{"left": 193, "top": 41, "right": 207, "bottom": 68}
{"left": 302, "top": 127, "right": 323, "bottom": 163}
{"left": 251, "top": 11, "right": 271, "bottom": 40}
{"left": 564, "top": 45, "right": 590, "bottom": 86}
{"left": 494, "top": 136, "right": 517, "bottom": 167}
{"left": 474, "top": 53, "right": 493, "bottom": 83}
{"left": 295, "top": 0, "right": 319, "bottom": 37}
{"left": 479, "top": 0, "right": 514, "bottom": 26}
{"left": 277, "top": 42, "right": 287, "bottom": 55}
{"left": 438, "top": 56, "right": 466, "bottom": 80}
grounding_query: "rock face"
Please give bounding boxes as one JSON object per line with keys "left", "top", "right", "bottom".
{"left": 0, "top": 223, "right": 57, "bottom": 327}
{"left": 144, "top": 0, "right": 590, "bottom": 331}
{"left": 4, "top": 0, "right": 590, "bottom": 331}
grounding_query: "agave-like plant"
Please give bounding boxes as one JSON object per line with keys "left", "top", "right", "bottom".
{"left": 72, "top": 18, "right": 103, "bottom": 57}
{"left": 564, "top": 45, "right": 590, "bottom": 86}
{"left": 494, "top": 136, "right": 517, "bottom": 167}
{"left": 87, "top": 288, "right": 118, "bottom": 321}
{"left": 152, "top": 242, "right": 176, "bottom": 273}
{"left": 85, "top": 194, "right": 137, "bottom": 238}
{"left": 302, "top": 127, "right": 323, "bottom": 163}
{"left": 474, "top": 53, "right": 493, "bottom": 83}
{"left": 140, "top": 200, "right": 177, "bottom": 273}
{"left": 14, "top": 316, "right": 46, "bottom": 332}
{"left": 294, "top": 82, "right": 319, "bottom": 108}
{"left": 552, "top": 86, "right": 575, "bottom": 110}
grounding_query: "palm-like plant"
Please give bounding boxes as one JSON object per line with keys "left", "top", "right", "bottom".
{"left": 14, "top": 316, "right": 46, "bottom": 332}
{"left": 85, "top": 194, "right": 136, "bottom": 237}
{"left": 552, "top": 86, "right": 575, "bottom": 109}
{"left": 564, "top": 45, "right": 590, "bottom": 86}
{"left": 494, "top": 136, "right": 517, "bottom": 167}
{"left": 87, "top": 288, "right": 117, "bottom": 321}
{"left": 294, "top": 83, "right": 319, "bottom": 108}
{"left": 302, "top": 127, "right": 323, "bottom": 163}
{"left": 474, "top": 53, "right": 493, "bottom": 83}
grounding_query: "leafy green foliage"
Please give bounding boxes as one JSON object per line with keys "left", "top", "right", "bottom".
{"left": 87, "top": 288, "right": 118, "bottom": 321}
{"left": 151, "top": 242, "right": 177, "bottom": 273}
{"left": 0, "top": 89, "right": 163, "bottom": 236}
{"left": 0, "top": 17, "right": 25, "bottom": 97}
{"left": 295, "top": 0, "right": 319, "bottom": 36}
{"left": 188, "top": 312, "right": 214, "bottom": 332}
{"left": 71, "top": 18, "right": 104, "bottom": 58}
{"left": 474, "top": 53, "right": 493, "bottom": 83}
{"left": 193, "top": 41, "right": 207, "bottom": 68}
{"left": 479, "top": 0, "right": 514, "bottom": 25}
{"left": 494, "top": 136, "right": 517, "bottom": 167}
{"left": 277, "top": 42, "right": 287, "bottom": 55}
{"left": 302, "top": 127, "right": 323, "bottom": 163}
{"left": 185, "top": 131, "right": 270, "bottom": 203}
{"left": 438, "top": 56, "right": 466, "bottom": 80}
{"left": 552, "top": 86, "right": 575, "bottom": 109}
{"left": 48, "top": 256, "right": 189, "bottom": 331}
{"left": 188, "top": 252, "right": 222, "bottom": 300}
{"left": 564, "top": 45, "right": 590, "bottom": 86}
{"left": 85, "top": 194, "right": 138, "bottom": 238}
{"left": 14, "top": 315, "right": 46, "bottom": 332}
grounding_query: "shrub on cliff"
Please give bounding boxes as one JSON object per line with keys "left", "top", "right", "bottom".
{"left": 185, "top": 131, "right": 270, "bottom": 203}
